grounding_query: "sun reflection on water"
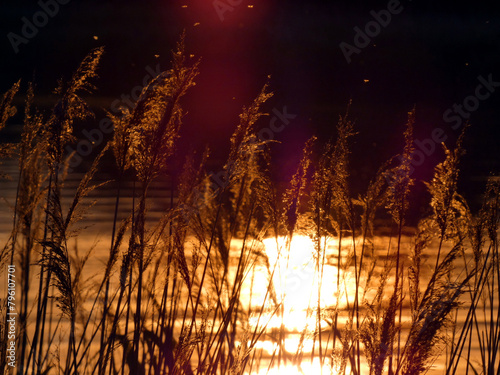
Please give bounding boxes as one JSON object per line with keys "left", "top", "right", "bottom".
{"left": 258, "top": 235, "right": 355, "bottom": 312}
{"left": 238, "top": 235, "right": 358, "bottom": 373}
{"left": 247, "top": 360, "right": 335, "bottom": 375}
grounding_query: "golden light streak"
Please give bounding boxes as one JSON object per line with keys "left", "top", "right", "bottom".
{"left": 247, "top": 359, "right": 334, "bottom": 375}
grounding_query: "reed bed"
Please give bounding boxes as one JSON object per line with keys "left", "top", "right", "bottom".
{"left": 0, "top": 39, "right": 499, "bottom": 375}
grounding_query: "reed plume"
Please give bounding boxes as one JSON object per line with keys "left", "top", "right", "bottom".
{"left": 29, "top": 47, "right": 104, "bottom": 375}
{"left": 0, "top": 80, "right": 19, "bottom": 169}
{"left": 282, "top": 136, "right": 316, "bottom": 236}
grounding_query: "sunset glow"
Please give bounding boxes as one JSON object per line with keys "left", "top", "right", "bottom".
{"left": 1, "top": 2, "right": 498, "bottom": 375}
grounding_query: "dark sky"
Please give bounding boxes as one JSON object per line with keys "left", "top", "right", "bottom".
{"left": 1, "top": 0, "right": 499, "bottom": 206}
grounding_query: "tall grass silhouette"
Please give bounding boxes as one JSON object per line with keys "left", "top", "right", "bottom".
{"left": 0, "top": 39, "right": 498, "bottom": 375}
